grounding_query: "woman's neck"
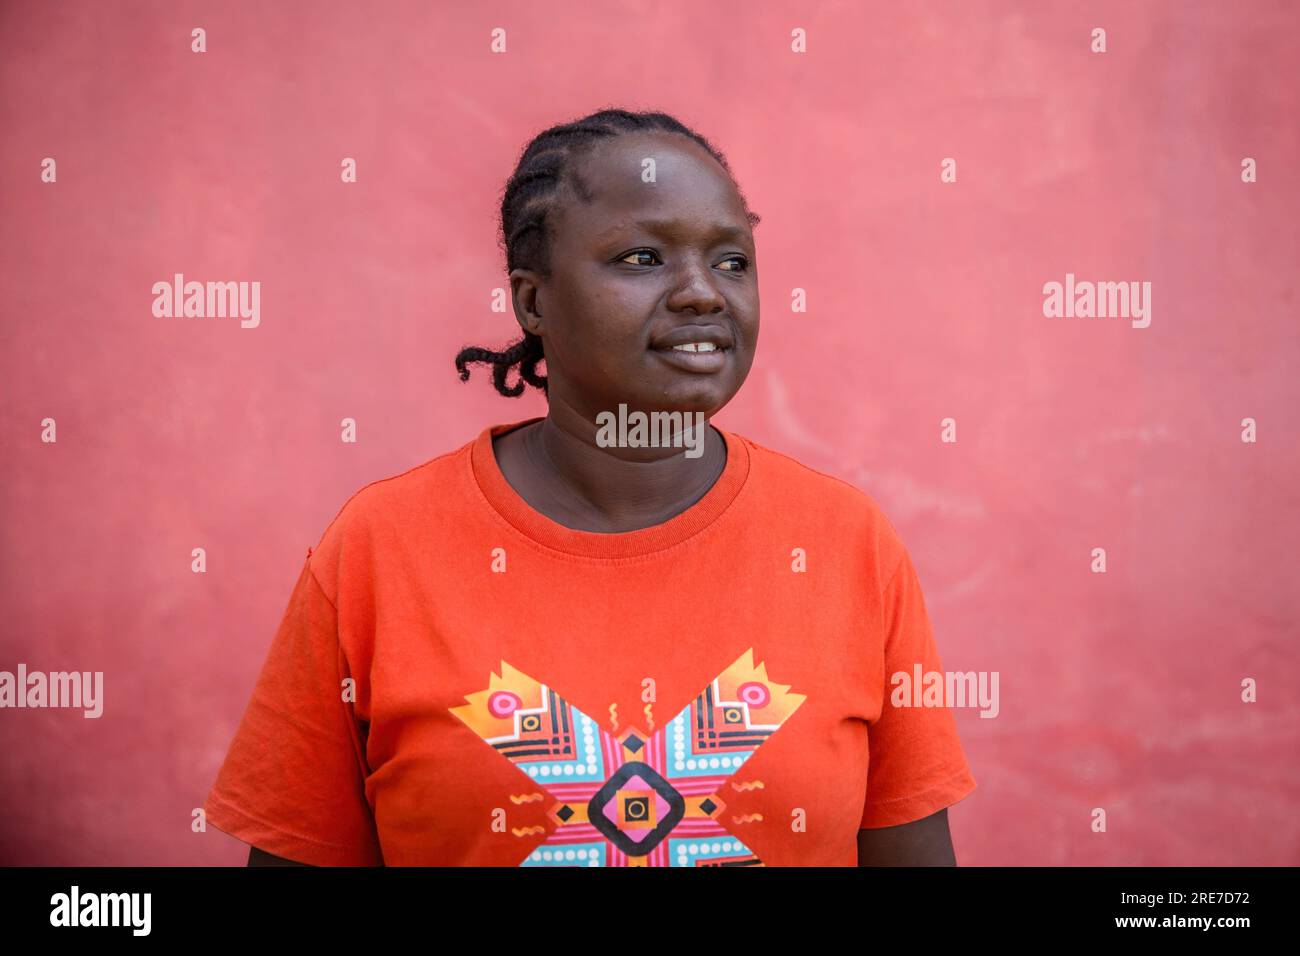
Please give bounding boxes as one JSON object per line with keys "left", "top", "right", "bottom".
{"left": 492, "top": 410, "right": 727, "bottom": 533}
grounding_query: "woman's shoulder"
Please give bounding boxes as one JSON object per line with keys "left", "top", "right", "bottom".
{"left": 304, "top": 436, "right": 477, "bottom": 570}
{"left": 733, "top": 432, "right": 891, "bottom": 515}
{"left": 730, "top": 430, "right": 911, "bottom": 554}
{"left": 344, "top": 442, "right": 469, "bottom": 516}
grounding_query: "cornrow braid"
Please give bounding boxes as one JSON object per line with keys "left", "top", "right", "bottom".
{"left": 455, "top": 107, "right": 761, "bottom": 398}
{"left": 453, "top": 330, "right": 547, "bottom": 397}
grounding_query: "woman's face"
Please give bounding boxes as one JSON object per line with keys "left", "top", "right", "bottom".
{"left": 512, "top": 130, "right": 759, "bottom": 424}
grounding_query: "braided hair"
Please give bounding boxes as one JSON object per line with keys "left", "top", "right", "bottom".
{"left": 455, "top": 108, "right": 761, "bottom": 397}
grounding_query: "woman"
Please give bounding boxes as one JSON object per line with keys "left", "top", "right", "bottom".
{"left": 205, "top": 108, "right": 976, "bottom": 867}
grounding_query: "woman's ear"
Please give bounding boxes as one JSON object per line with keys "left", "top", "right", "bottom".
{"left": 508, "top": 267, "right": 544, "bottom": 334}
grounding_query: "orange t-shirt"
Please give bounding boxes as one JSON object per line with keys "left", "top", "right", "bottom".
{"left": 204, "top": 417, "right": 976, "bottom": 866}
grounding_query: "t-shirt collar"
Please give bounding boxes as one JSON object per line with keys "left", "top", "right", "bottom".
{"left": 469, "top": 415, "right": 750, "bottom": 559}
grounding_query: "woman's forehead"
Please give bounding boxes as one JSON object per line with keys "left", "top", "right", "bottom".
{"left": 562, "top": 193, "right": 750, "bottom": 251}
{"left": 565, "top": 147, "right": 746, "bottom": 232}
{"left": 580, "top": 132, "right": 728, "bottom": 193}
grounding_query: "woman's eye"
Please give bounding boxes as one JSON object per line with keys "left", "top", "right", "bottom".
{"left": 617, "top": 250, "right": 749, "bottom": 271}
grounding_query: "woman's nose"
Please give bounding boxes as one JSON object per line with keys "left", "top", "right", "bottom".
{"left": 666, "top": 262, "right": 726, "bottom": 314}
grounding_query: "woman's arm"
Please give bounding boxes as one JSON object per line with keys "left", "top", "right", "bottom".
{"left": 247, "top": 846, "right": 314, "bottom": 866}
{"left": 856, "top": 808, "right": 957, "bottom": 866}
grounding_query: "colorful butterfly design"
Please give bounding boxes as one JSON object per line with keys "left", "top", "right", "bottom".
{"left": 450, "top": 648, "right": 806, "bottom": 867}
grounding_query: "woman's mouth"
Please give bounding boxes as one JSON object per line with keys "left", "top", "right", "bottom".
{"left": 651, "top": 341, "right": 729, "bottom": 373}
{"left": 649, "top": 324, "right": 734, "bottom": 374}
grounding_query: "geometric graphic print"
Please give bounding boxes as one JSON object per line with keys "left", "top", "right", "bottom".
{"left": 449, "top": 647, "right": 807, "bottom": 866}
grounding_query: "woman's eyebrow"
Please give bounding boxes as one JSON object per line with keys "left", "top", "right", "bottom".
{"left": 596, "top": 218, "right": 749, "bottom": 243}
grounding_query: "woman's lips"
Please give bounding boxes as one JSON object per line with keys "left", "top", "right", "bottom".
{"left": 650, "top": 344, "right": 729, "bottom": 373}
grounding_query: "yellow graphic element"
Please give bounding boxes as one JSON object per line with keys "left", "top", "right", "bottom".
{"left": 511, "top": 826, "right": 547, "bottom": 837}
{"left": 721, "top": 649, "right": 807, "bottom": 722}
{"left": 731, "top": 814, "right": 763, "bottom": 824}
{"left": 685, "top": 793, "right": 727, "bottom": 817}
{"left": 449, "top": 661, "right": 547, "bottom": 738}
{"left": 608, "top": 701, "right": 619, "bottom": 731}
{"left": 643, "top": 702, "right": 655, "bottom": 731}
{"left": 509, "top": 792, "right": 545, "bottom": 805}
{"left": 731, "top": 780, "right": 765, "bottom": 791}
{"left": 548, "top": 801, "right": 591, "bottom": 826}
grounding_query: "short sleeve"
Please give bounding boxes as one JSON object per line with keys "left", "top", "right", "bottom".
{"left": 203, "top": 555, "right": 383, "bottom": 865}
{"left": 860, "top": 547, "right": 977, "bottom": 829}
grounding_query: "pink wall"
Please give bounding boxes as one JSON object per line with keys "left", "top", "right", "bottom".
{"left": 1, "top": 0, "right": 1296, "bottom": 865}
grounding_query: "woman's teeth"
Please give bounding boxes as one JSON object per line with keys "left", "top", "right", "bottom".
{"left": 671, "top": 342, "right": 719, "bottom": 352}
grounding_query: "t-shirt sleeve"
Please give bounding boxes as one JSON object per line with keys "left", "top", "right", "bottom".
{"left": 203, "top": 554, "right": 383, "bottom": 865}
{"left": 860, "top": 546, "right": 977, "bottom": 829}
